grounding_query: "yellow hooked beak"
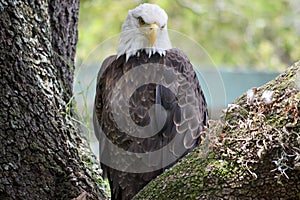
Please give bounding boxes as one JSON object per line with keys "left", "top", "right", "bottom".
{"left": 145, "top": 23, "right": 159, "bottom": 47}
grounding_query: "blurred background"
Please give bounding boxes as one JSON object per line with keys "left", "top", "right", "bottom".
{"left": 74, "top": 0, "right": 300, "bottom": 151}
{"left": 77, "top": 0, "right": 300, "bottom": 70}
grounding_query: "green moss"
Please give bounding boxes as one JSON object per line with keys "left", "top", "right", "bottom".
{"left": 213, "top": 160, "right": 235, "bottom": 179}
{"left": 134, "top": 61, "right": 300, "bottom": 199}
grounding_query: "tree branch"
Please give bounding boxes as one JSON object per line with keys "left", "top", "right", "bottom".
{"left": 134, "top": 60, "right": 300, "bottom": 199}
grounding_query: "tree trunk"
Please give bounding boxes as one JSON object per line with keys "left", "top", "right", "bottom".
{"left": 134, "top": 60, "right": 300, "bottom": 199}
{"left": 0, "top": 0, "right": 107, "bottom": 199}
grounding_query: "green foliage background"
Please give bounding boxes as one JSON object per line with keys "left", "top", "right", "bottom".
{"left": 77, "top": 0, "right": 300, "bottom": 71}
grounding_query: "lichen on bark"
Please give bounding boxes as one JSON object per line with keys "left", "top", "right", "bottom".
{"left": 0, "top": 0, "right": 108, "bottom": 199}
{"left": 134, "top": 61, "right": 300, "bottom": 199}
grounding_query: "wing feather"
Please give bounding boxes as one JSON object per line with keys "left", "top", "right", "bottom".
{"left": 93, "top": 48, "right": 208, "bottom": 200}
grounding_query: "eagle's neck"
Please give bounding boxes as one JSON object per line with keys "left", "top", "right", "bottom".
{"left": 117, "top": 28, "right": 171, "bottom": 61}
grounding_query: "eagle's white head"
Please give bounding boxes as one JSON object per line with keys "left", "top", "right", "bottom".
{"left": 117, "top": 3, "right": 172, "bottom": 61}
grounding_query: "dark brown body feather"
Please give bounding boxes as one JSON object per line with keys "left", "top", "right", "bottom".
{"left": 93, "top": 48, "right": 208, "bottom": 200}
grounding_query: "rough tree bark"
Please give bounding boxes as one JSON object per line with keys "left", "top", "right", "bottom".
{"left": 0, "top": 0, "right": 107, "bottom": 199}
{"left": 1, "top": 0, "right": 299, "bottom": 199}
{"left": 134, "top": 61, "right": 300, "bottom": 199}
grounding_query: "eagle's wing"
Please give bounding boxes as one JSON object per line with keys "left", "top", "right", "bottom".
{"left": 93, "top": 55, "right": 116, "bottom": 142}
{"left": 93, "top": 48, "right": 208, "bottom": 200}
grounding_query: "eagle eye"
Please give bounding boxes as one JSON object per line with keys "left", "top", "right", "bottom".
{"left": 137, "top": 16, "right": 146, "bottom": 25}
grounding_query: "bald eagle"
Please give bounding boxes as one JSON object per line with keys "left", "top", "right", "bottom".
{"left": 93, "top": 3, "right": 208, "bottom": 200}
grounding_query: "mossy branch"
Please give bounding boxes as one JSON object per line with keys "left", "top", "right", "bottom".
{"left": 134, "top": 60, "right": 300, "bottom": 199}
